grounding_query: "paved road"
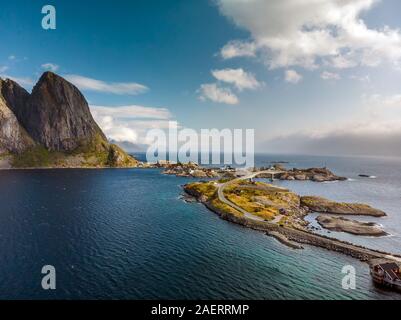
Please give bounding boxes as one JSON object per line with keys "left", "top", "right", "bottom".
{"left": 217, "top": 170, "right": 285, "bottom": 222}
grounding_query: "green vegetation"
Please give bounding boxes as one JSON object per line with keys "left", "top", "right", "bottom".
{"left": 106, "top": 144, "right": 138, "bottom": 167}
{"left": 210, "top": 197, "right": 244, "bottom": 218}
{"left": 11, "top": 146, "right": 62, "bottom": 168}
{"left": 0, "top": 151, "right": 10, "bottom": 159}
{"left": 184, "top": 181, "right": 218, "bottom": 200}
{"left": 222, "top": 181, "right": 299, "bottom": 221}
{"left": 185, "top": 181, "right": 243, "bottom": 217}
{"left": 11, "top": 136, "right": 138, "bottom": 168}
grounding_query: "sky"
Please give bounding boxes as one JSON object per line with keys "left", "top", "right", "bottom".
{"left": 2, "top": 0, "right": 401, "bottom": 156}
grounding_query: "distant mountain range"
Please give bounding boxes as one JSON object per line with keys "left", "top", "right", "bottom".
{"left": 0, "top": 72, "right": 137, "bottom": 168}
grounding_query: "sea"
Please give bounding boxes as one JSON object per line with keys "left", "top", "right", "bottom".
{"left": 0, "top": 153, "right": 400, "bottom": 300}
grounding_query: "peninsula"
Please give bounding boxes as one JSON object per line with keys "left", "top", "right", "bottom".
{"left": 183, "top": 171, "right": 400, "bottom": 267}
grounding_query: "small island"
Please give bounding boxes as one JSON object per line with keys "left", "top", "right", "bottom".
{"left": 316, "top": 216, "right": 387, "bottom": 236}
{"left": 300, "top": 196, "right": 386, "bottom": 217}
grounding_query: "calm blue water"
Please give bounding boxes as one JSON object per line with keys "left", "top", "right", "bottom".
{"left": 0, "top": 154, "right": 400, "bottom": 300}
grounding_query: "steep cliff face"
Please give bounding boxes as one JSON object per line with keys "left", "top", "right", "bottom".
{"left": 0, "top": 72, "right": 138, "bottom": 168}
{"left": 14, "top": 72, "right": 108, "bottom": 152}
{"left": 0, "top": 78, "right": 30, "bottom": 116}
{"left": 0, "top": 79, "right": 35, "bottom": 154}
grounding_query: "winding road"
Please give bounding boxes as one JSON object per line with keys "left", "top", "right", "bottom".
{"left": 217, "top": 170, "right": 285, "bottom": 222}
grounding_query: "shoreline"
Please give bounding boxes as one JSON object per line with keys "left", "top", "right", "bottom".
{"left": 0, "top": 166, "right": 141, "bottom": 171}
{"left": 185, "top": 187, "right": 401, "bottom": 263}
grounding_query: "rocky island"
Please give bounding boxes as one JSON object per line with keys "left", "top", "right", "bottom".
{"left": 316, "top": 216, "right": 387, "bottom": 236}
{"left": 300, "top": 196, "right": 386, "bottom": 217}
{"left": 157, "top": 161, "right": 220, "bottom": 178}
{"left": 0, "top": 72, "right": 137, "bottom": 169}
{"left": 258, "top": 166, "right": 347, "bottom": 182}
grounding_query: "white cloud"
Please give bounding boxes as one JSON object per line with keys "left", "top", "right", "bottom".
{"left": 350, "top": 74, "right": 371, "bottom": 83}
{"left": 285, "top": 70, "right": 302, "bottom": 84}
{"left": 90, "top": 105, "right": 173, "bottom": 144}
{"left": 321, "top": 71, "right": 341, "bottom": 80}
{"left": 211, "top": 68, "right": 261, "bottom": 91}
{"left": 0, "top": 66, "right": 8, "bottom": 73}
{"left": 329, "top": 55, "right": 358, "bottom": 69}
{"left": 198, "top": 83, "right": 239, "bottom": 104}
{"left": 64, "top": 74, "right": 148, "bottom": 95}
{"left": 221, "top": 40, "right": 257, "bottom": 59}
{"left": 90, "top": 105, "right": 172, "bottom": 120}
{"left": 363, "top": 93, "right": 401, "bottom": 107}
{"left": 0, "top": 74, "right": 35, "bottom": 87}
{"left": 217, "top": 0, "right": 401, "bottom": 70}
{"left": 8, "top": 55, "right": 15, "bottom": 60}
{"left": 41, "top": 63, "right": 59, "bottom": 72}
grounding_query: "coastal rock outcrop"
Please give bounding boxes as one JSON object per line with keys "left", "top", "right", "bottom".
{"left": 300, "top": 196, "right": 386, "bottom": 217}
{"left": 316, "top": 215, "right": 387, "bottom": 236}
{"left": 278, "top": 167, "right": 347, "bottom": 182}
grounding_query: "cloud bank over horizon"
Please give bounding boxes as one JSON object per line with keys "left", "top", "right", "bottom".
{"left": 260, "top": 118, "right": 401, "bottom": 157}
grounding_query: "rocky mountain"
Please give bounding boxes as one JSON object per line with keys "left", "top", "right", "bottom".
{"left": 0, "top": 79, "right": 34, "bottom": 154}
{"left": 0, "top": 72, "right": 137, "bottom": 168}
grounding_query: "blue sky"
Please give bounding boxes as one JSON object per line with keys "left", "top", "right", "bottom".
{"left": 2, "top": 0, "right": 401, "bottom": 156}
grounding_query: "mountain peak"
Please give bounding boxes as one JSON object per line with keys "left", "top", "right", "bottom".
{"left": 16, "top": 72, "right": 107, "bottom": 152}
{"left": 37, "top": 71, "right": 64, "bottom": 84}
{"left": 0, "top": 72, "right": 138, "bottom": 168}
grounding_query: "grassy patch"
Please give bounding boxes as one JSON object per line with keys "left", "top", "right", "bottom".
{"left": 210, "top": 197, "right": 243, "bottom": 218}
{"left": 223, "top": 181, "right": 300, "bottom": 221}
{"left": 11, "top": 146, "right": 63, "bottom": 168}
{"left": 185, "top": 181, "right": 218, "bottom": 200}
